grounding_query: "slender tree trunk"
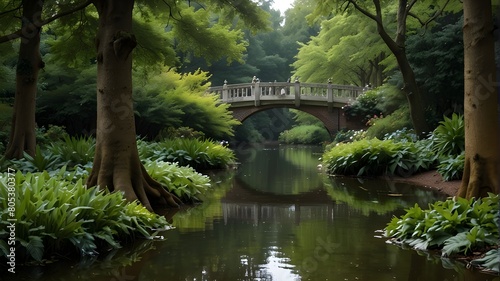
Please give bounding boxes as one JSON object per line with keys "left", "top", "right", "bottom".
{"left": 4, "top": 0, "right": 44, "bottom": 159}
{"left": 457, "top": 0, "right": 499, "bottom": 198}
{"left": 87, "top": 0, "right": 180, "bottom": 211}
{"left": 369, "top": 0, "right": 430, "bottom": 137}
{"left": 395, "top": 52, "right": 430, "bottom": 137}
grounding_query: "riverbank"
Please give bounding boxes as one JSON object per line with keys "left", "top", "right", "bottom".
{"left": 387, "top": 170, "right": 461, "bottom": 197}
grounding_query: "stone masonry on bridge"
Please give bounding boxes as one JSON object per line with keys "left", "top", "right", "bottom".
{"left": 208, "top": 79, "right": 366, "bottom": 135}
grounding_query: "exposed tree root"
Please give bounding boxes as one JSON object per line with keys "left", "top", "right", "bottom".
{"left": 86, "top": 148, "right": 182, "bottom": 212}
{"left": 458, "top": 154, "right": 498, "bottom": 199}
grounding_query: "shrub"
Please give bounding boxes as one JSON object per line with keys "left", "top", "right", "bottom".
{"left": 155, "top": 126, "right": 205, "bottom": 140}
{"left": 278, "top": 125, "right": 330, "bottom": 145}
{"left": 385, "top": 194, "right": 499, "bottom": 273}
{"left": 322, "top": 138, "right": 435, "bottom": 177}
{"left": 343, "top": 89, "right": 382, "bottom": 123}
{"left": 365, "top": 107, "right": 412, "bottom": 139}
{"left": 0, "top": 171, "right": 169, "bottom": 263}
{"left": 431, "top": 113, "right": 464, "bottom": 157}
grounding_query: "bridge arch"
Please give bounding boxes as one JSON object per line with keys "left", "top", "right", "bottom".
{"left": 232, "top": 105, "right": 346, "bottom": 136}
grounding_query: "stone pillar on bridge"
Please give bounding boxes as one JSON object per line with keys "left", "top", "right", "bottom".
{"left": 253, "top": 80, "right": 261, "bottom": 106}
{"left": 327, "top": 79, "right": 334, "bottom": 112}
{"left": 222, "top": 80, "right": 228, "bottom": 102}
{"left": 294, "top": 77, "right": 300, "bottom": 107}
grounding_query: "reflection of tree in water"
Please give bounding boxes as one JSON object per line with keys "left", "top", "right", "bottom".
{"left": 236, "top": 146, "right": 324, "bottom": 195}
{"left": 324, "top": 177, "right": 447, "bottom": 216}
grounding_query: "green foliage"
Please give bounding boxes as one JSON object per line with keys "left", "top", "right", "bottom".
{"left": 332, "top": 129, "right": 366, "bottom": 144}
{"left": 2, "top": 136, "right": 231, "bottom": 203}
{"left": 134, "top": 68, "right": 240, "bottom": 139}
{"left": 365, "top": 107, "right": 412, "bottom": 139}
{"left": 437, "top": 152, "right": 465, "bottom": 181}
{"left": 144, "top": 160, "right": 211, "bottom": 202}
{"left": 322, "top": 138, "right": 435, "bottom": 177}
{"left": 0, "top": 103, "right": 12, "bottom": 154}
{"left": 385, "top": 194, "right": 499, "bottom": 273}
{"left": 406, "top": 14, "right": 464, "bottom": 118}
{"left": 278, "top": 125, "right": 330, "bottom": 145}
{"left": 429, "top": 113, "right": 465, "bottom": 181}
{"left": 8, "top": 146, "right": 65, "bottom": 173}
{"left": 48, "top": 135, "right": 95, "bottom": 168}
{"left": 138, "top": 138, "right": 235, "bottom": 170}
{"left": 343, "top": 90, "right": 382, "bottom": 123}
{"left": 372, "top": 84, "right": 407, "bottom": 114}
{"left": 383, "top": 128, "right": 417, "bottom": 143}
{"left": 155, "top": 127, "right": 205, "bottom": 140}
{"left": 431, "top": 113, "right": 464, "bottom": 157}
{"left": 0, "top": 171, "right": 169, "bottom": 262}
{"left": 470, "top": 249, "right": 500, "bottom": 273}
{"left": 291, "top": 109, "right": 323, "bottom": 126}
{"left": 293, "top": 12, "right": 391, "bottom": 86}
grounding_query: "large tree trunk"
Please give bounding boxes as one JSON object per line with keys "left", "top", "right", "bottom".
{"left": 4, "top": 0, "right": 44, "bottom": 159}
{"left": 87, "top": 0, "right": 180, "bottom": 211}
{"left": 457, "top": 0, "right": 499, "bottom": 198}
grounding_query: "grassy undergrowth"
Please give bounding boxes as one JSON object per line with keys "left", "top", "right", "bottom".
{"left": 0, "top": 171, "right": 169, "bottom": 263}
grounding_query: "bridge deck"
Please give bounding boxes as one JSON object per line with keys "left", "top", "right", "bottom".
{"left": 208, "top": 81, "right": 363, "bottom": 107}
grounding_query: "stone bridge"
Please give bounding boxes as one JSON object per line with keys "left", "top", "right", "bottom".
{"left": 208, "top": 79, "right": 366, "bottom": 135}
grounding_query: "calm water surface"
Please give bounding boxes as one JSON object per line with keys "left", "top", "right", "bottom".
{"left": 5, "top": 146, "right": 499, "bottom": 281}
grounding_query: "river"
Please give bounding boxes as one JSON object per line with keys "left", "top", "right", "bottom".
{"left": 5, "top": 145, "right": 499, "bottom": 281}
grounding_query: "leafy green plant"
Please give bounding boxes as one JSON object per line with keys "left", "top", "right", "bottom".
{"left": 385, "top": 194, "right": 499, "bottom": 273}
{"left": 437, "top": 152, "right": 465, "bottom": 181}
{"left": 9, "top": 146, "right": 65, "bottom": 173}
{"left": 431, "top": 113, "right": 464, "bottom": 157}
{"left": 49, "top": 135, "right": 95, "bottom": 167}
{"left": 141, "top": 138, "right": 235, "bottom": 170}
{"left": 0, "top": 171, "right": 169, "bottom": 263}
{"left": 343, "top": 89, "right": 382, "bottom": 123}
{"left": 144, "top": 160, "right": 211, "bottom": 202}
{"left": 383, "top": 127, "right": 417, "bottom": 143}
{"left": 470, "top": 249, "right": 500, "bottom": 273}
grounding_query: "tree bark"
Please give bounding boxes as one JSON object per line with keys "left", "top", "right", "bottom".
{"left": 349, "top": 0, "right": 431, "bottom": 137}
{"left": 87, "top": 0, "right": 181, "bottom": 211}
{"left": 4, "top": 0, "right": 44, "bottom": 159}
{"left": 374, "top": 0, "right": 430, "bottom": 137}
{"left": 457, "top": 0, "right": 499, "bottom": 198}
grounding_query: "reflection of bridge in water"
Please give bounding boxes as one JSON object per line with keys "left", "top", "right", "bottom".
{"left": 220, "top": 178, "right": 352, "bottom": 225}
{"left": 208, "top": 80, "right": 366, "bottom": 134}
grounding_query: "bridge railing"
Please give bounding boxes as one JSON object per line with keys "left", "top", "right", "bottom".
{"left": 208, "top": 80, "right": 363, "bottom": 107}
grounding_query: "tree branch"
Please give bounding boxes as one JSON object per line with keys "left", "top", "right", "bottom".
{"left": 347, "top": 0, "right": 380, "bottom": 24}
{"left": 40, "top": 0, "right": 93, "bottom": 26}
{"left": 0, "top": 3, "right": 22, "bottom": 17}
{"left": 407, "top": 0, "right": 451, "bottom": 29}
{"left": 0, "top": 0, "right": 92, "bottom": 43}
